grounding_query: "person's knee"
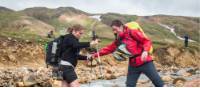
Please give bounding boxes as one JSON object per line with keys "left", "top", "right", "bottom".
{"left": 69, "top": 80, "right": 80, "bottom": 87}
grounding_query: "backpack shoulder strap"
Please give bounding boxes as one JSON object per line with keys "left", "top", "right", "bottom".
{"left": 128, "top": 30, "right": 144, "bottom": 53}
{"left": 128, "top": 30, "right": 140, "bottom": 44}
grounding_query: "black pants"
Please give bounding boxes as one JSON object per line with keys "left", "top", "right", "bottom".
{"left": 126, "top": 61, "right": 164, "bottom": 87}
{"left": 60, "top": 65, "right": 78, "bottom": 84}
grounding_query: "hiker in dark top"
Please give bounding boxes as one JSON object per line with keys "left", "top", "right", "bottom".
{"left": 184, "top": 34, "right": 189, "bottom": 47}
{"left": 60, "top": 24, "right": 98, "bottom": 87}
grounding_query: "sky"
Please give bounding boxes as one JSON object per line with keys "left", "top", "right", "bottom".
{"left": 0, "top": 0, "right": 199, "bottom": 17}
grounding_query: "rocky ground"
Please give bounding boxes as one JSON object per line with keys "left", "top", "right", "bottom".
{"left": 0, "top": 61, "right": 199, "bottom": 87}
{"left": 0, "top": 37, "right": 199, "bottom": 87}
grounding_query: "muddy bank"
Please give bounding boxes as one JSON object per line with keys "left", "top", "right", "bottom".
{"left": 153, "top": 45, "right": 200, "bottom": 67}
{"left": 0, "top": 37, "right": 45, "bottom": 68}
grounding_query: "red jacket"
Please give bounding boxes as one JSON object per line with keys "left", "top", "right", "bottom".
{"left": 94, "top": 27, "right": 153, "bottom": 67}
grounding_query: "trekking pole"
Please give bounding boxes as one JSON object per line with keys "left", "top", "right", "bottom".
{"left": 90, "top": 20, "right": 104, "bottom": 79}
{"left": 96, "top": 44, "right": 104, "bottom": 79}
{"left": 86, "top": 53, "right": 93, "bottom": 86}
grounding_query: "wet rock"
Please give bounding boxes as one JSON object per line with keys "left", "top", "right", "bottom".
{"left": 177, "top": 69, "right": 187, "bottom": 76}
{"left": 173, "top": 77, "right": 186, "bottom": 87}
{"left": 51, "top": 80, "right": 61, "bottom": 87}
{"left": 16, "top": 82, "right": 24, "bottom": 87}
{"left": 23, "top": 81, "right": 37, "bottom": 87}
{"left": 182, "top": 72, "right": 192, "bottom": 77}
{"left": 176, "top": 68, "right": 194, "bottom": 77}
{"left": 162, "top": 75, "right": 173, "bottom": 82}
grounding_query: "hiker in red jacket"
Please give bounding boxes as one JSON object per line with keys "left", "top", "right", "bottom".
{"left": 91, "top": 20, "right": 164, "bottom": 87}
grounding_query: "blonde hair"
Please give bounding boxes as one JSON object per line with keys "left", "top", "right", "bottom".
{"left": 67, "top": 24, "right": 84, "bottom": 33}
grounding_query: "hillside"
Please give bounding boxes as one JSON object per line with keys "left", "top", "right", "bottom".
{"left": 21, "top": 7, "right": 89, "bottom": 27}
{"left": 152, "top": 15, "right": 200, "bottom": 42}
{"left": 21, "top": 7, "right": 114, "bottom": 46}
{"left": 0, "top": 6, "right": 14, "bottom": 13}
{"left": 0, "top": 11, "right": 55, "bottom": 42}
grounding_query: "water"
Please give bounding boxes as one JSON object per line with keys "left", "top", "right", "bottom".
{"left": 81, "top": 74, "right": 150, "bottom": 87}
{"left": 158, "top": 23, "right": 196, "bottom": 42}
{"left": 81, "top": 68, "right": 200, "bottom": 87}
{"left": 89, "top": 15, "right": 101, "bottom": 21}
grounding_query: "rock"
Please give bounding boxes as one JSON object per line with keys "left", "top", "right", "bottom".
{"left": 86, "top": 60, "right": 97, "bottom": 67}
{"left": 110, "top": 74, "right": 117, "bottom": 79}
{"left": 2, "top": 42, "right": 7, "bottom": 47}
{"left": 106, "top": 69, "right": 113, "bottom": 74}
{"left": 23, "top": 81, "right": 37, "bottom": 87}
{"left": 167, "top": 47, "right": 180, "bottom": 57}
{"left": 162, "top": 75, "right": 173, "bottom": 82}
{"left": 177, "top": 68, "right": 193, "bottom": 77}
{"left": 25, "top": 40, "right": 31, "bottom": 43}
{"left": 16, "top": 82, "right": 24, "bottom": 87}
{"left": 8, "top": 37, "right": 12, "bottom": 40}
{"left": 8, "top": 55, "right": 16, "bottom": 62}
{"left": 105, "top": 74, "right": 111, "bottom": 80}
{"left": 196, "top": 70, "right": 200, "bottom": 74}
{"left": 186, "top": 67, "right": 198, "bottom": 75}
{"left": 173, "top": 77, "right": 186, "bottom": 87}
{"left": 177, "top": 69, "right": 187, "bottom": 76}
{"left": 52, "top": 80, "right": 62, "bottom": 87}
{"left": 182, "top": 72, "right": 192, "bottom": 77}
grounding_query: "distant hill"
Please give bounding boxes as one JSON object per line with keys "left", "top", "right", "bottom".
{"left": 101, "top": 13, "right": 138, "bottom": 25}
{"left": 0, "top": 6, "right": 199, "bottom": 45}
{"left": 0, "top": 6, "right": 14, "bottom": 13}
{"left": 0, "top": 11, "right": 55, "bottom": 41}
{"left": 21, "top": 7, "right": 89, "bottom": 23}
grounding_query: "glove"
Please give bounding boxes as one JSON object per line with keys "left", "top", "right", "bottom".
{"left": 86, "top": 54, "right": 93, "bottom": 61}
{"left": 90, "top": 39, "right": 100, "bottom": 47}
{"left": 141, "top": 51, "right": 148, "bottom": 62}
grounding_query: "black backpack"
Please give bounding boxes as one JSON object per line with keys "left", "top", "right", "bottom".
{"left": 45, "top": 35, "right": 65, "bottom": 67}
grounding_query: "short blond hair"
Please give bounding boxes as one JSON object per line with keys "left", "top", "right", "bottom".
{"left": 68, "top": 24, "right": 84, "bottom": 33}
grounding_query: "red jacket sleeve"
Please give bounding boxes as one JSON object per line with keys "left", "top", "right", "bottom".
{"left": 130, "top": 30, "right": 152, "bottom": 51}
{"left": 93, "top": 41, "right": 117, "bottom": 57}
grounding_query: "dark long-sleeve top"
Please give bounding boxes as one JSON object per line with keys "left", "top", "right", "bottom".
{"left": 61, "top": 33, "right": 90, "bottom": 67}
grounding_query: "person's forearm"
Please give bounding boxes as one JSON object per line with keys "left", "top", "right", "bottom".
{"left": 72, "top": 42, "right": 90, "bottom": 49}
{"left": 77, "top": 55, "right": 87, "bottom": 60}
